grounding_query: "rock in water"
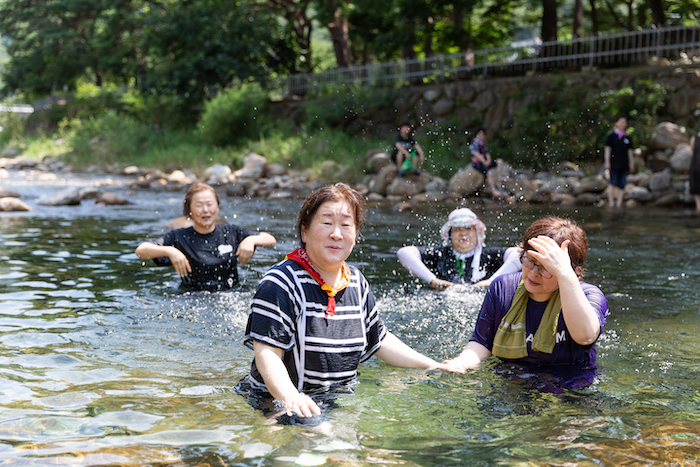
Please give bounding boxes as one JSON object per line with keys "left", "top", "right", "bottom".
{"left": 96, "top": 192, "right": 134, "bottom": 205}
{"left": 0, "top": 197, "right": 32, "bottom": 211}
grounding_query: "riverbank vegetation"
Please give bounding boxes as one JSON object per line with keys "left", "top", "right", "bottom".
{"left": 1, "top": 75, "right": 670, "bottom": 179}
{"left": 0, "top": 0, "right": 694, "bottom": 177}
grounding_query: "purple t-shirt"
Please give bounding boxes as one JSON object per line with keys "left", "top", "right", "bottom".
{"left": 470, "top": 272, "right": 608, "bottom": 368}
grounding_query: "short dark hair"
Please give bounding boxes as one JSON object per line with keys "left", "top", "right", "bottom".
{"left": 613, "top": 114, "right": 628, "bottom": 124}
{"left": 296, "top": 183, "right": 366, "bottom": 248}
{"left": 520, "top": 216, "right": 588, "bottom": 278}
{"left": 400, "top": 122, "right": 414, "bottom": 130}
{"left": 475, "top": 127, "right": 486, "bottom": 136}
{"left": 183, "top": 183, "right": 220, "bottom": 217}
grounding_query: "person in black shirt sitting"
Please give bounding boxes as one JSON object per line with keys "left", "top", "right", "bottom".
{"left": 135, "top": 183, "right": 276, "bottom": 291}
{"left": 391, "top": 122, "right": 425, "bottom": 176}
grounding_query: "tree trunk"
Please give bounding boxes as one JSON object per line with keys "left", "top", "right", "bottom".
{"left": 626, "top": 0, "right": 634, "bottom": 30}
{"left": 589, "top": 0, "right": 599, "bottom": 35}
{"left": 603, "top": 0, "right": 625, "bottom": 29}
{"left": 327, "top": 8, "right": 352, "bottom": 68}
{"left": 649, "top": 0, "right": 666, "bottom": 26}
{"left": 424, "top": 24, "right": 434, "bottom": 58}
{"left": 269, "top": 0, "right": 313, "bottom": 73}
{"left": 573, "top": 0, "right": 584, "bottom": 38}
{"left": 541, "top": 0, "right": 558, "bottom": 43}
{"left": 453, "top": 3, "right": 469, "bottom": 50}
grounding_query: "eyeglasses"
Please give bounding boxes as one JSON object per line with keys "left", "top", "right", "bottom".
{"left": 520, "top": 254, "right": 552, "bottom": 279}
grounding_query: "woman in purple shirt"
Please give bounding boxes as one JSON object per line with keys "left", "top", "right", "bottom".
{"left": 444, "top": 216, "right": 608, "bottom": 372}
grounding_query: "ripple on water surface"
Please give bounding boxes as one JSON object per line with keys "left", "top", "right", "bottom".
{"left": 1, "top": 194, "right": 700, "bottom": 465}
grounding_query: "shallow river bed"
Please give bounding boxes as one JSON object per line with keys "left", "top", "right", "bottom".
{"left": 1, "top": 174, "right": 700, "bottom": 465}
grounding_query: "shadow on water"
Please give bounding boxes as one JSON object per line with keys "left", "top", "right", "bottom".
{"left": 1, "top": 176, "right": 700, "bottom": 465}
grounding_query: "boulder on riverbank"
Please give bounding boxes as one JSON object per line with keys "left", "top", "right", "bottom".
{"left": 118, "top": 124, "right": 691, "bottom": 211}
{"left": 37, "top": 187, "right": 101, "bottom": 206}
{"left": 96, "top": 192, "right": 134, "bottom": 206}
{"left": 0, "top": 197, "right": 32, "bottom": 212}
{"left": 5, "top": 119, "right": 695, "bottom": 212}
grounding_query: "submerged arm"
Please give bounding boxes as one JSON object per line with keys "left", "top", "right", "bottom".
{"left": 375, "top": 332, "right": 441, "bottom": 369}
{"left": 253, "top": 341, "right": 321, "bottom": 418}
{"left": 443, "top": 341, "right": 492, "bottom": 373}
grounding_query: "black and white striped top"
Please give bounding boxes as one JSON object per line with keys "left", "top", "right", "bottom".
{"left": 243, "top": 259, "right": 387, "bottom": 393}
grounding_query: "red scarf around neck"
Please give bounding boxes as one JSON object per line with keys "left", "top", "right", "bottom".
{"left": 285, "top": 248, "right": 351, "bottom": 317}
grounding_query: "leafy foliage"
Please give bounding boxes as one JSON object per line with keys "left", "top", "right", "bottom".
{"left": 0, "top": 0, "right": 142, "bottom": 97}
{"left": 63, "top": 109, "right": 233, "bottom": 172}
{"left": 0, "top": 107, "right": 26, "bottom": 147}
{"left": 303, "top": 85, "right": 401, "bottom": 130}
{"left": 199, "top": 83, "right": 270, "bottom": 147}
{"left": 138, "top": 0, "right": 293, "bottom": 113}
{"left": 507, "top": 78, "right": 670, "bottom": 171}
{"left": 590, "top": 79, "right": 669, "bottom": 150}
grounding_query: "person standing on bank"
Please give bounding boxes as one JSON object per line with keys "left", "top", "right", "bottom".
{"left": 470, "top": 128, "right": 504, "bottom": 198}
{"left": 443, "top": 216, "right": 608, "bottom": 373}
{"left": 391, "top": 122, "right": 425, "bottom": 176}
{"left": 397, "top": 208, "right": 521, "bottom": 289}
{"left": 135, "top": 183, "right": 276, "bottom": 291}
{"left": 240, "top": 183, "right": 444, "bottom": 419}
{"left": 604, "top": 115, "right": 635, "bottom": 209}
{"left": 689, "top": 130, "right": 700, "bottom": 215}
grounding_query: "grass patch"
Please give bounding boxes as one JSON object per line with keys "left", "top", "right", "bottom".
{"left": 19, "top": 133, "right": 71, "bottom": 160}
{"left": 43, "top": 111, "right": 387, "bottom": 178}
{"left": 237, "top": 127, "right": 383, "bottom": 170}
{"left": 60, "top": 111, "right": 231, "bottom": 174}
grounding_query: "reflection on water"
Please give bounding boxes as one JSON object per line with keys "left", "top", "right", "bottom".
{"left": 1, "top": 178, "right": 699, "bottom": 465}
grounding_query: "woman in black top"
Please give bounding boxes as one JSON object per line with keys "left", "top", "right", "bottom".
{"left": 397, "top": 208, "right": 521, "bottom": 289}
{"left": 689, "top": 132, "right": 700, "bottom": 215}
{"left": 603, "top": 115, "right": 635, "bottom": 209}
{"left": 135, "top": 183, "right": 276, "bottom": 291}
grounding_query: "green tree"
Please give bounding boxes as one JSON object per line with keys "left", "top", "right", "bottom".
{"left": 0, "top": 0, "right": 143, "bottom": 96}
{"left": 139, "top": 0, "right": 293, "bottom": 109}
{"left": 269, "top": 0, "right": 314, "bottom": 72}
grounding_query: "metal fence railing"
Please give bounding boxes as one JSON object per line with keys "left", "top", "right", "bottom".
{"left": 0, "top": 104, "right": 34, "bottom": 115}
{"left": 278, "top": 25, "right": 700, "bottom": 96}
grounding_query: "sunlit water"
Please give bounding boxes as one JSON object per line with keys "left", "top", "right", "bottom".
{"left": 1, "top": 172, "right": 700, "bottom": 465}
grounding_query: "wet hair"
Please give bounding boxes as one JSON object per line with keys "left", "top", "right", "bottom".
{"left": 296, "top": 183, "right": 366, "bottom": 248}
{"left": 519, "top": 216, "right": 588, "bottom": 278}
{"left": 183, "top": 183, "right": 220, "bottom": 218}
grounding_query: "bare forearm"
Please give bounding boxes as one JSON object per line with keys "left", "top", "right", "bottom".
{"left": 375, "top": 332, "right": 439, "bottom": 369}
{"left": 252, "top": 232, "right": 276, "bottom": 248}
{"left": 444, "top": 341, "right": 491, "bottom": 372}
{"left": 472, "top": 152, "right": 487, "bottom": 164}
{"left": 628, "top": 149, "right": 634, "bottom": 172}
{"left": 253, "top": 342, "right": 321, "bottom": 417}
{"left": 395, "top": 143, "right": 410, "bottom": 157}
{"left": 414, "top": 143, "right": 425, "bottom": 159}
{"left": 135, "top": 242, "right": 175, "bottom": 260}
{"left": 254, "top": 343, "right": 299, "bottom": 401}
{"left": 557, "top": 274, "right": 600, "bottom": 346}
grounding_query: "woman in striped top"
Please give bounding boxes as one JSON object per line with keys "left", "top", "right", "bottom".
{"left": 241, "top": 183, "right": 444, "bottom": 420}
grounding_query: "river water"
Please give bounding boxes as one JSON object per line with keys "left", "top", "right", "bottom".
{"left": 1, "top": 172, "right": 700, "bottom": 466}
